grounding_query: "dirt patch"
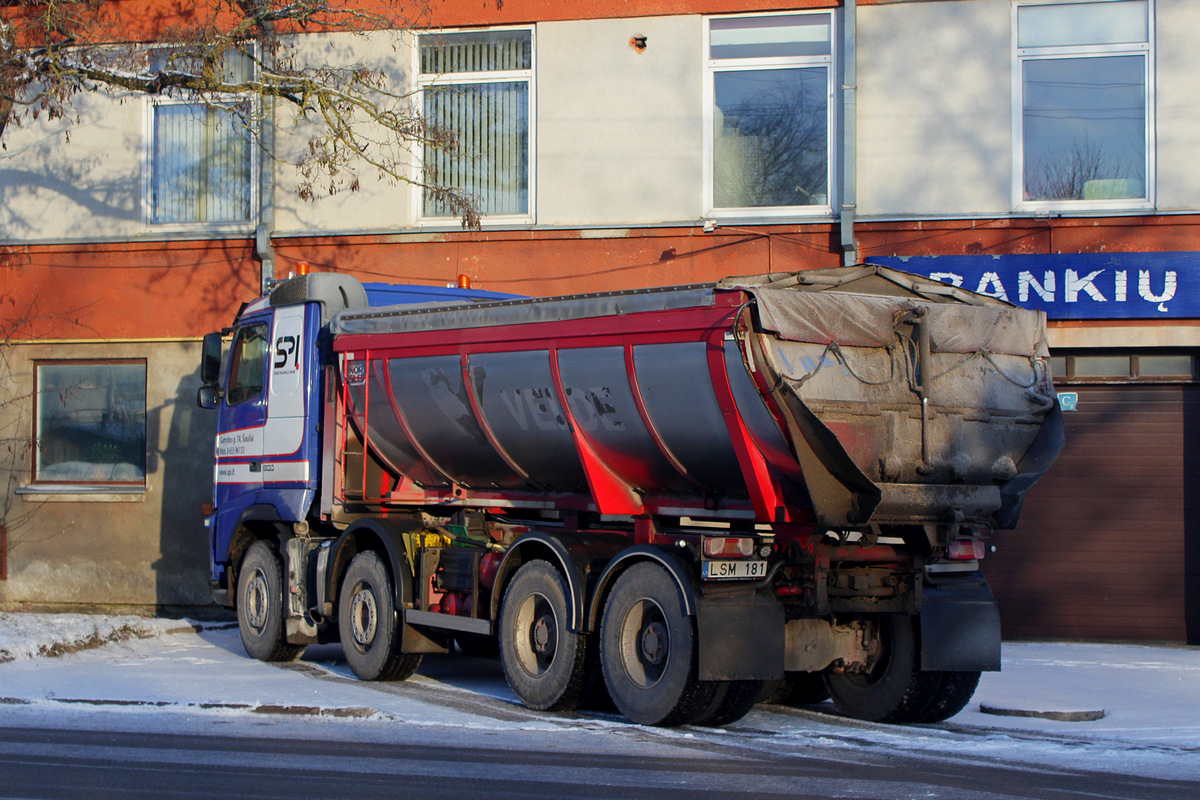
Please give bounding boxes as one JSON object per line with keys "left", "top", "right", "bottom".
{"left": 35, "top": 623, "right": 154, "bottom": 658}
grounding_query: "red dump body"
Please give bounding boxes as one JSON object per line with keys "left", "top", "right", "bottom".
{"left": 329, "top": 266, "right": 1061, "bottom": 533}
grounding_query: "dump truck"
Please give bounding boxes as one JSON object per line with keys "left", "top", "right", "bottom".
{"left": 198, "top": 264, "right": 1063, "bottom": 726}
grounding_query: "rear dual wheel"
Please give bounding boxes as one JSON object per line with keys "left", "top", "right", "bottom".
{"left": 600, "top": 562, "right": 757, "bottom": 727}
{"left": 823, "top": 614, "right": 979, "bottom": 724}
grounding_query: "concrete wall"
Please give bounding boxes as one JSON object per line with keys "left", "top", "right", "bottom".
{"left": 0, "top": 340, "right": 216, "bottom": 611}
{"left": 536, "top": 16, "right": 704, "bottom": 226}
{"left": 857, "top": 0, "right": 1013, "bottom": 216}
{"left": 1155, "top": 0, "right": 1200, "bottom": 212}
{"left": 0, "top": 91, "right": 144, "bottom": 241}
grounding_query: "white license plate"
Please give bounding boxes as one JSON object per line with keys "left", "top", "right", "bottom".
{"left": 701, "top": 560, "right": 768, "bottom": 580}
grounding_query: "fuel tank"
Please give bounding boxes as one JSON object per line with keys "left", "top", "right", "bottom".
{"left": 328, "top": 265, "right": 1062, "bottom": 528}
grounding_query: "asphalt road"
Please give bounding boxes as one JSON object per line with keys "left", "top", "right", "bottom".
{"left": 0, "top": 722, "right": 1195, "bottom": 800}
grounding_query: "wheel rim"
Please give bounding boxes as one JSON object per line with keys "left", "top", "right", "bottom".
{"left": 348, "top": 583, "right": 378, "bottom": 650}
{"left": 617, "top": 598, "right": 670, "bottom": 689}
{"left": 843, "top": 618, "right": 892, "bottom": 688}
{"left": 513, "top": 591, "right": 558, "bottom": 677}
{"left": 244, "top": 568, "right": 270, "bottom": 635}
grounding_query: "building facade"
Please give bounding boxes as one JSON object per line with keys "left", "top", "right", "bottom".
{"left": 1, "top": 0, "right": 1197, "bottom": 642}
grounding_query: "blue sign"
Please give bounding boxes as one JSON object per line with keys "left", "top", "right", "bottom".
{"left": 1058, "top": 392, "right": 1079, "bottom": 412}
{"left": 871, "top": 252, "right": 1200, "bottom": 320}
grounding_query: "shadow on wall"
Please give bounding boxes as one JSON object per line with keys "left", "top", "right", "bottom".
{"left": 152, "top": 357, "right": 220, "bottom": 614}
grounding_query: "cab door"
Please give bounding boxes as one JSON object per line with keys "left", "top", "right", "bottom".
{"left": 213, "top": 314, "right": 272, "bottom": 557}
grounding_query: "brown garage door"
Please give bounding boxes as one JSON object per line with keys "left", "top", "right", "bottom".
{"left": 984, "top": 372, "right": 1200, "bottom": 644}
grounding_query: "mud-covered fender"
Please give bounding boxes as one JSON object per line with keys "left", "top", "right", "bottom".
{"left": 491, "top": 531, "right": 627, "bottom": 634}
{"left": 920, "top": 574, "right": 1002, "bottom": 672}
{"left": 586, "top": 546, "right": 701, "bottom": 632}
{"left": 327, "top": 518, "right": 425, "bottom": 612}
{"left": 588, "top": 546, "right": 784, "bottom": 681}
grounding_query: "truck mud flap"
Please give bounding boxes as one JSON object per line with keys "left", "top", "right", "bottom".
{"left": 919, "top": 579, "right": 1002, "bottom": 672}
{"left": 696, "top": 593, "right": 785, "bottom": 681}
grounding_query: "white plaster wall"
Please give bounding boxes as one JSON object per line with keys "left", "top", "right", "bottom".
{"left": 857, "top": 0, "right": 1013, "bottom": 217}
{"left": 0, "top": 91, "right": 143, "bottom": 240}
{"left": 535, "top": 16, "right": 704, "bottom": 226}
{"left": 272, "top": 30, "right": 418, "bottom": 234}
{"left": 1153, "top": 0, "right": 1200, "bottom": 211}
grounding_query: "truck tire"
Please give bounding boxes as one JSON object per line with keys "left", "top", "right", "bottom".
{"left": 823, "top": 613, "right": 940, "bottom": 723}
{"left": 694, "top": 680, "right": 763, "bottom": 727}
{"left": 339, "top": 551, "right": 422, "bottom": 681}
{"left": 906, "top": 670, "right": 981, "bottom": 723}
{"left": 499, "top": 560, "right": 595, "bottom": 711}
{"left": 760, "top": 671, "right": 830, "bottom": 706}
{"left": 237, "top": 541, "right": 305, "bottom": 663}
{"left": 600, "top": 562, "right": 718, "bottom": 726}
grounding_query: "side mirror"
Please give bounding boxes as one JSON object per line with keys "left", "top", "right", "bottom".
{"left": 197, "top": 384, "right": 220, "bottom": 410}
{"left": 200, "top": 332, "right": 223, "bottom": 385}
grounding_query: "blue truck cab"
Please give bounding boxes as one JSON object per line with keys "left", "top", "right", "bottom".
{"left": 197, "top": 274, "right": 519, "bottom": 606}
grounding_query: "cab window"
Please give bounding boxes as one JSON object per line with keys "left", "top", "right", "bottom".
{"left": 226, "top": 323, "right": 269, "bottom": 405}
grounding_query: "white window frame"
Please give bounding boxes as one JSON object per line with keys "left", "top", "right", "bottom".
{"left": 415, "top": 26, "right": 536, "bottom": 227}
{"left": 1012, "top": 0, "right": 1155, "bottom": 213}
{"left": 141, "top": 48, "right": 259, "bottom": 232}
{"left": 703, "top": 11, "right": 837, "bottom": 220}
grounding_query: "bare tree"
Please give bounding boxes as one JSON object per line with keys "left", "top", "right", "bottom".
{"left": 1024, "top": 137, "right": 1142, "bottom": 202}
{"left": 0, "top": 0, "right": 483, "bottom": 227}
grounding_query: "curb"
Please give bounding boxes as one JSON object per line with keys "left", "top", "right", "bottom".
{"left": 980, "top": 704, "right": 1106, "bottom": 722}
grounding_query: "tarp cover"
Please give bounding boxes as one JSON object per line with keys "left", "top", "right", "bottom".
{"left": 742, "top": 289, "right": 1050, "bottom": 357}
{"left": 720, "top": 267, "right": 1050, "bottom": 357}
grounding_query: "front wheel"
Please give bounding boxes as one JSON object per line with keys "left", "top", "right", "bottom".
{"left": 600, "top": 562, "right": 718, "bottom": 726}
{"left": 338, "top": 551, "right": 422, "bottom": 681}
{"left": 237, "top": 541, "right": 305, "bottom": 663}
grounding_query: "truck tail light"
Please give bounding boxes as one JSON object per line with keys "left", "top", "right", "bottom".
{"left": 703, "top": 537, "right": 755, "bottom": 558}
{"left": 948, "top": 539, "right": 985, "bottom": 560}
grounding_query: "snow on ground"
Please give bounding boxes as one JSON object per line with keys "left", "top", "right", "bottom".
{"left": 1, "top": 611, "right": 1199, "bottom": 781}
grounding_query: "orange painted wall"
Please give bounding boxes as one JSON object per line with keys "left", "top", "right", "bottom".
{"left": 0, "top": 240, "right": 260, "bottom": 340}
{"left": 20, "top": 0, "right": 844, "bottom": 44}
{"left": 6, "top": 214, "right": 1200, "bottom": 341}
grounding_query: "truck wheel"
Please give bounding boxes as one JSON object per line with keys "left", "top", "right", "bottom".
{"left": 237, "top": 541, "right": 305, "bottom": 662}
{"left": 823, "top": 613, "right": 938, "bottom": 723}
{"left": 499, "top": 560, "right": 594, "bottom": 711}
{"left": 694, "top": 680, "right": 763, "bottom": 727}
{"left": 339, "top": 551, "right": 422, "bottom": 681}
{"left": 907, "top": 670, "right": 982, "bottom": 723}
{"left": 760, "top": 671, "right": 830, "bottom": 706}
{"left": 600, "top": 562, "right": 718, "bottom": 726}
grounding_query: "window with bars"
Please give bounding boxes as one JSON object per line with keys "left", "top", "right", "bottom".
{"left": 146, "top": 49, "right": 255, "bottom": 226}
{"left": 418, "top": 29, "right": 533, "bottom": 221}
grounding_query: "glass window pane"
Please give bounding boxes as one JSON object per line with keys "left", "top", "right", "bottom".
{"left": 1018, "top": 1, "right": 1147, "bottom": 48}
{"left": 1074, "top": 355, "right": 1130, "bottom": 377}
{"left": 1050, "top": 355, "right": 1067, "bottom": 377}
{"left": 36, "top": 363, "right": 146, "bottom": 483}
{"left": 420, "top": 30, "right": 532, "bottom": 74}
{"left": 710, "top": 14, "right": 831, "bottom": 59}
{"left": 1137, "top": 355, "right": 1193, "bottom": 377}
{"left": 424, "top": 82, "right": 529, "bottom": 217}
{"left": 153, "top": 104, "right": 252, "bottom": 224}
{"left": 227, "top": 324, "right": 268, "bottom": 405}
{"left": 713, "top": 67, "right": 828, "bottom": 208}
{"left": 1022, "top": 55, "right": 1145, "bottom": 201}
